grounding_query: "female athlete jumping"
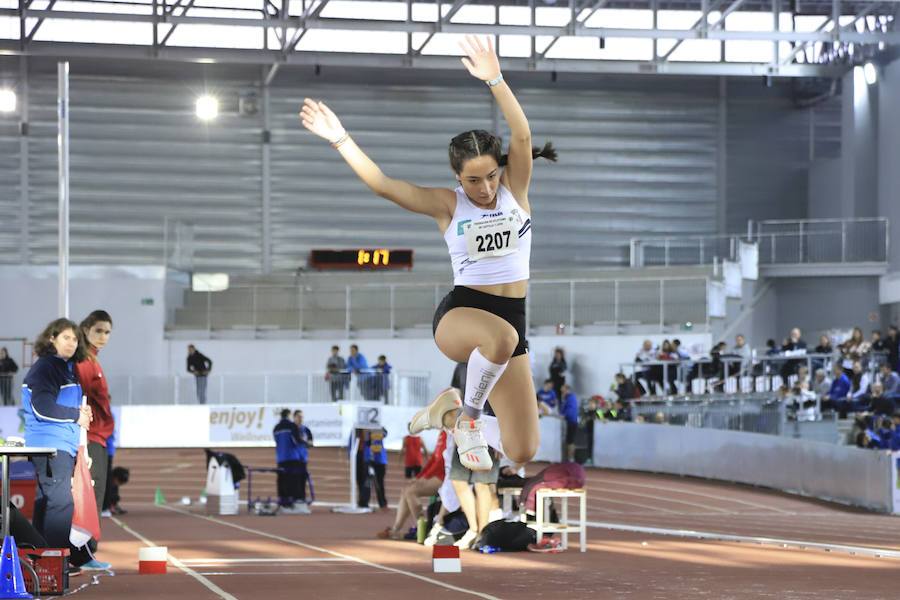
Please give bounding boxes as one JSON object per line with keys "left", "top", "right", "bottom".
{"left": 300, "top": 35, "right": 556, "bottom": 469}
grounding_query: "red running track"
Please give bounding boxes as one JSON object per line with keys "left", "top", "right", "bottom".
{"left": 66, "top": 447, "right": 898, "bottom": 600}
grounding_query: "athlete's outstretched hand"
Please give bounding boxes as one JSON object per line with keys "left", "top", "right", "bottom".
{"left": 458, "top": 35, "right": 501, "bottom": 82}
{"left": 300, "top": 98, "right": 346, "bottom": 143}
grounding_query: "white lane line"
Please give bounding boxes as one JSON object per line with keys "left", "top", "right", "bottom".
{"left": 586, "top": 485, "right": 732, "bottom": 514}
{"left": 583, "top": 520, "right": 900, "bottom": 559}
{"left": 586, "top": 478, "right": 796, "bottom": 514}
{"left": 110, "top": 516, "right": 240, "bottom": 600}
{"left": 181, "top": 558, "right": 352, "bottom": 565}
{"left": 160, "top": 505, "right": 501, "bottom": 600}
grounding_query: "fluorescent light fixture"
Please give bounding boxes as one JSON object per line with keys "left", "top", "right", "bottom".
{"left": 0, "top": 89, "right": 16, "bottom": 113}
{"left": 196, "top": 95, "right": 218, "bottom": 121}
{"left": 863, "top": 62, "right": 877, "bottom": 85}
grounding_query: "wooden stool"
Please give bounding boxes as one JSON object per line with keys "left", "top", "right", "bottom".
{"left": 528, "top": 488, "right": 587, "bottom": 552}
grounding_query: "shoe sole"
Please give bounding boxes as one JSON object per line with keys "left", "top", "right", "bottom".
{"left": 408, "top": 388, "right": 461, "bottom": 434}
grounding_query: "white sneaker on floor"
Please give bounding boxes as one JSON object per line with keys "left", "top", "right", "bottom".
{"left": 453, "top": 529, "right": 478, "bottom": 549}
{"left": 423, "top": 523, "right": 443, "bottom": 547}
{"left": 408, "top": 388, "right": 462, "bottom": 434}
{"left": 282, "top": 504, "right": 311, "bottom": 515}
{"left": 453, "top": 416, "right": 492, "bottom": 471}
{"left": 100, "top": 510, "right": 112, "bottom": 518}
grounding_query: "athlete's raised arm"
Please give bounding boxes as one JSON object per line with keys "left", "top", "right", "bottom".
{"left": 459, "top": 35, "right": 532, "bottom": 207}
{"left": 300, "top": 99, "right": 454, "bottom": 227}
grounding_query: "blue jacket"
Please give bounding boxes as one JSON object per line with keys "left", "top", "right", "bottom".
{"left": 347, "top": 353, "right": 368, "bottom": 373}
{"left": 22, "top": 355, "right": 82, "bottom": 457}
{"left": 562, "top": 392, "right": 579, "bottom": 424}
{"left": 273, "top": 419, "right": 313, "bottom": 463}
{"left": 827, "top": 374, "right": 851, "bottom": 400}
{"left": 537, "top": 389, "right": 557, "bottom": 410}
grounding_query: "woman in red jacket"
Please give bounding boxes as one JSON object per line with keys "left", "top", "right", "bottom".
{"left": 72, "top": 310, "right": 114, "bottom": 571}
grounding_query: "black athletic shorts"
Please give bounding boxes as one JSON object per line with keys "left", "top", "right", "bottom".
{"left": 432, "top": 286, "right": 528, "bottom": 357}
{"left": 565, "top": 421, "right": 578, "bottom": 445}
{"left": 404, "top": 466, "right": 422, "bottom": 479}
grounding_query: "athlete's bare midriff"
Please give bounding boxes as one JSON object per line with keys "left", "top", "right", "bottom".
{"left": 467, "top": 279, "right": 528, "bottom": 299}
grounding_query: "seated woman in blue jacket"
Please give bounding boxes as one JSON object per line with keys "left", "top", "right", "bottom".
{"left": 22, "top": 318, "right": 92, "bottom": 553}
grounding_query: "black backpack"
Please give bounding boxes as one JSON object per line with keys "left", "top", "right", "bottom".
{"left": 478, "top": 520, "right": 536, "bottom": 552}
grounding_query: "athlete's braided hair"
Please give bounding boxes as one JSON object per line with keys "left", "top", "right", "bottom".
{"left": 448, "top": 129, "right": 557, "bottom": 174}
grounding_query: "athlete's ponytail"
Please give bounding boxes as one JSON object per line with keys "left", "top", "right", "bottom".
{"left": 498, "top": 141, "right": 558, "bottom": 167}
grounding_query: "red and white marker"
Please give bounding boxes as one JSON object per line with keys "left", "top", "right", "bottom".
{"left": 432, "top": 545, "right": 461, "bottom": 573}
{"left": 138, "top": 546, "right": 168, "bottom": 575}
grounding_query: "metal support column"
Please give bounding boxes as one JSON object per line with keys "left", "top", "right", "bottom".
{"left": 57, "top": 61, "right": 70, "bottom": 318}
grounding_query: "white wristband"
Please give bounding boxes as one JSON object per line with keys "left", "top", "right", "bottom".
{"left": 485, "top": 73, "right": 504, "bottom": 87}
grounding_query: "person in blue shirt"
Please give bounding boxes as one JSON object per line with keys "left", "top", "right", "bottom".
{"left": 823, "top": 362, "right": 851, "bottom": 415}
{"left": 347, "top": 344, "right": 370, "bottom": 400}
{"left": 22, "top": 318, "right": 93, "bottom": 561}
{"left": 536, "top": 379, "right": 557, "bottom": 415}
{"left": 561, "top": 384, "right": 580, "bottom": 462}
{"left": 373, "top": 355, "right": 392, "bottom": 403}
{"left": 365, "top": 427, "right": 389, "bottom": 510}
{"left": 273, "top": 408, "right": 313, "bottom": 514}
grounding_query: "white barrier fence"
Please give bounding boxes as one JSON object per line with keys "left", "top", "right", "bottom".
{"left": 594, "top": 422, "right": 900, "bottom": 515}
{"left": 0, "top": 404, "right": 564, "bottom": 461}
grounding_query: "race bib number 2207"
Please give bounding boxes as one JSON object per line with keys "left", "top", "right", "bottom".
{"left": 463, "top": 216, "right": 519, "bottom": 261}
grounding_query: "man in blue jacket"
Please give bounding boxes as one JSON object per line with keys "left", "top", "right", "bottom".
{"left": 823, "top": 362, "right": 851, "bottom": 415}
{"left": 273, "top": 408, "right": 313, "bottom": 514}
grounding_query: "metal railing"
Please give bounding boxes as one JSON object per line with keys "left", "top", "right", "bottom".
{"left": 171, "top": 276, "right": 712, "bottom": 335}
{"left": 104, "top": 370, "right": 431, "bottom": 406}
{"left": 756, "top": 218, "right": 888, "bottom": 265}
{"left": 630, "top": 218, "right": 889, "bottom": 268}
{"left": 619, "top": 351, "right": 887, "bottom": 397}
{"left": 627, "top": 395, "right": 789, "bottom": 435}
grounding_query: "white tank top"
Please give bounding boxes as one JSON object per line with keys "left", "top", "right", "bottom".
{"left": 443, "top": 185, "right": 531, "bottom": 286}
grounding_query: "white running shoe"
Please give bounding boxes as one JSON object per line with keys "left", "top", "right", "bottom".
{"left": 453, "top": 416, "right": 492, "bottom": 471}
{"left": 423, "top": 522, "right": 443, "bottom": 547}
{"left": 408, "top": 388, "right": 462, "bottom": 435}
{"left": 454, "top": 529, "right": 478, "bottom": 549}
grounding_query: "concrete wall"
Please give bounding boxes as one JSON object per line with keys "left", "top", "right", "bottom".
{"left": 774, "top": 276, "right": 881, "bottom": 339}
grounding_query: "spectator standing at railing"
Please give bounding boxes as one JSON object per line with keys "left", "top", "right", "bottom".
{"left": 839, "top": 327, "right": 870, "bottom": 377}
{"left": 780, "top": 328, "right": 807, "bottom": 379}
{"left": 878, "top": 362, "right": 900, "bottom": 398}
{"left": 657, "top": 340, "right": 678, "bottom": 395}
{"left": 325, "top": 345, "right": 348, "bottom": 402}
{"left": 886, "top": 325, "right": 900, "bottom": 371}
{"left": 373, "top": 355, "right": 392, "bottom": 403}
{"left": 635, "top": 339, "right": 657, "bottom": 394}
{"left": 0, "top": 347, "right": 18, "bottom": 406}
{"left": 536, "top": 379, "right": 557, "bottom": 415}
{"left": 732, "top": 335, "right": 752, "bottom": 376}
{"left": 186, "top": 344, "right": 212, "bottom": 405}
{"left": 346, "top": 344, "right": 369, "bottom": 399}
{"left": 548, "top": 347, "right": 567, "bottom": 401}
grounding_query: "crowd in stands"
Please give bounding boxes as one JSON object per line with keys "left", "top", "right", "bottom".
{"left": 325, "top": 344, "right": 393, "bottom": 402}
{"left": 605, "top": 325, "right": 900, "bottom": 451}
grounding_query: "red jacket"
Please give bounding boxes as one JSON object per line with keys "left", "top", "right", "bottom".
{"left": 75, "top": 347, "right": 114, "bottom": 446}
